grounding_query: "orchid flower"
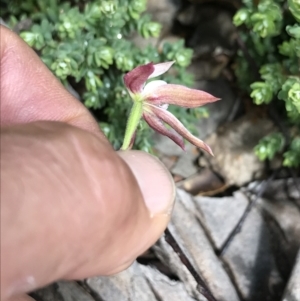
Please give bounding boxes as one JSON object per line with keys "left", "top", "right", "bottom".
{"left": 121, "top": 61, "right": 219, "bottom": 155}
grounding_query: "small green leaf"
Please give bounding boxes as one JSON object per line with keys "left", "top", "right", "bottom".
{"left": 283, "top": 137, "right": 300, "bottom": 167}
{"left": 233, "top": 8, "right": 250, "bottom": 26}
{"left": 286, "top": 24, "right": 300, "bottom": 38}
{"left": 254, "top": 133, "right": 285, "bottom": 161}
{"left": 250, "top": 81, "right": 273, "bottom": 104}
{"left": 279, "top": 40, "right": 297, "bottom": 57}
{"left": 260, "top": 63, "right": 286, "bottom": 92}
{"left": 288, "top": 0, "right": 300, "bottom": 22}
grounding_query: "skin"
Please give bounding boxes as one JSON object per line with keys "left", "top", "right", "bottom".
{"left": 0, "top": 26, "right": 175, "bottom": 301}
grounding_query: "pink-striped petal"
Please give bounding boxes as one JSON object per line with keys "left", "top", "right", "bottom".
{"left": 123, "top": 62, "right": 155, "bottom": 93}
{"left": 150, "top": 105, "right": 214, "bottom": 156}
{"left": 143, "top": 111, "right": 185, "bottom": 150}
{"left": 145, "top": 84, "right": 220, "bottom": 108}
{"left": 148, "top": 61, "right": 175, "bottom": 79}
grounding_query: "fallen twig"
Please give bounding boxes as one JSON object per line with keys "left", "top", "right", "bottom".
{"left": 164, "top": 227, "right": 218, "bottom": 301}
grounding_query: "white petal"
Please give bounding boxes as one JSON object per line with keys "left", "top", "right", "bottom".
{"left": 142, "top": 80, "right": 167, "bottom": 95}
{"left": 160, "top": 103, "right": 169, "bottom": 110}
{"left": 148, "top": 61, "right": 175, "bottom": 79}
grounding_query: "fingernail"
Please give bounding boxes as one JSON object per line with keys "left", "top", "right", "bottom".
{"left": 118, "top": 151, "right": 175, "bottom": 216}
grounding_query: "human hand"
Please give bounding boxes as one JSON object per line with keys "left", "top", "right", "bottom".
{"left": 0, "top": 25, "right": 175, "bottom": 301}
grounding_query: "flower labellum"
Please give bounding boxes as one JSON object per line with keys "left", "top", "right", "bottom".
{"left": 121, "top": 61, "right": 220, "bottom": 155}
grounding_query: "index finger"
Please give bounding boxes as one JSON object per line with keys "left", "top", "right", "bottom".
{"left": 0, "top": 25, "right": 101, "bottom": 135}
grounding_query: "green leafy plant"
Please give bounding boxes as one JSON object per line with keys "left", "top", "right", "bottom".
{"left": 1, "top": 0, "right": 196, "bottom": 152}
{"left": 254, "top": 132, "right": 285, "bottom": 161}
{"left": 233, "top": 0, "right": 300, "bottom": 168}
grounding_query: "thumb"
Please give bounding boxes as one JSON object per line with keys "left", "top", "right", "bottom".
{"left": 1, "top": 121, "right": 175, "bottom": 300}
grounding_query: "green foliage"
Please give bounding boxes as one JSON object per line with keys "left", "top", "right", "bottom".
{"left": 233, "top": 0, "right": 300, "bottom": 168}
{"left": 234, "top": 0, "right": 282, "bottom": 37}
{"left": 2, "top": 0, "right": 195, "bottom": 151}
{"left": 255, "top": 132, "right": 300, "bottom": 167}
{"left": 278, "top": 77, "right": 300, "bottom": 121}
{"left": 288, "top": 0, "right": 300, "bottom": 22}
{"left": 283, "top": 137, "right": 300, "bottom": 167}
{"left": 254, "top": 133, "right": 284, "bottom": 161}
{"left": 250, "top": 81, "right": 273, "bottom": 104}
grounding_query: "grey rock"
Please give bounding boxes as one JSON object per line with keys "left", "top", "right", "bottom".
{"left": 222, "top": 204, "right": 284, "bottom": 301}
{"left": 154, "top": 234, "right": 208, "bottom": 301}
{"left": 194, "top": 191, "right": 249, "bottom": 250}
{"left": 130, "top": 34, "right": 160, "bottom": 49}
{"left": 282, "top": 251, "right": 300, "bottom": 301}
{"left": 32, "top": 281, "right": 95, "bottom": 301}
{"left": 86, "top": 261, "right": 198, "bottom": 301}
{"left": 178, "top": 4, "right": 236, "bottom": 83}
{"left": 32, "top": 263, "right": 198, "bottom": 301}
{"left": 187, "top": 54, "right": 230, "bottom": 80}
{"left": 154, "top": 189, "right": 241, "bottom": 301}
{"left": 140, "top": 264, "right": 196, "bottom": 301}
{"left": 154, "top": 136, "right": 199, "bottom": 178}
{"left": 147, "top": 0, "right": 179, "bottom": 36}
{"left": 183, "top": 7, "right": 236, "bottom": 81}
{"left": 260, "top": 181, "right": 300, "bottom": 258}
{"left": 153, "top": 133, "right": 184, "bottom": 156}
{"left": 0, "top": 18, "right": 9, "bottom": 28}
{"left": 56, "top": 282, "right": 95, "bottom": 301}
{"left": 249, "top": 179, "right": 300, "bottom": 274}
{"left": 204, "top": 115, "right": 274, "bottom": 186}
{"left": 171, "top": 149, "right": 198, "bottom": 178}
{"left": 131, "top": 0, "right": 179, "bottom": 49}
{"left": 87, "top": 262, "right": 156, "bottom": 301}
{"left": 179, "top": 168, "right": 224, "bottom": 195}
{"left": 194, "top": 79, "right": 237, "bottom": 140}
{"left": 0, "top": 17, "right": 32, "bottom": 32}
{"left": 157, "top": 153, "right": 178, "bottom": 170}
{"left": 188, "top": 9, "right": 236, "bottom": 57}
{"left": 66, "top": 82, "right": 81, "bottom": 100}
{"left": 287, "top": 178, "right": 300, "bottom": 200}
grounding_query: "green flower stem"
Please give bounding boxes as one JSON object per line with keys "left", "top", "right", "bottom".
{"left": 121, "top": 101, "right": 144, "bottom": 150}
